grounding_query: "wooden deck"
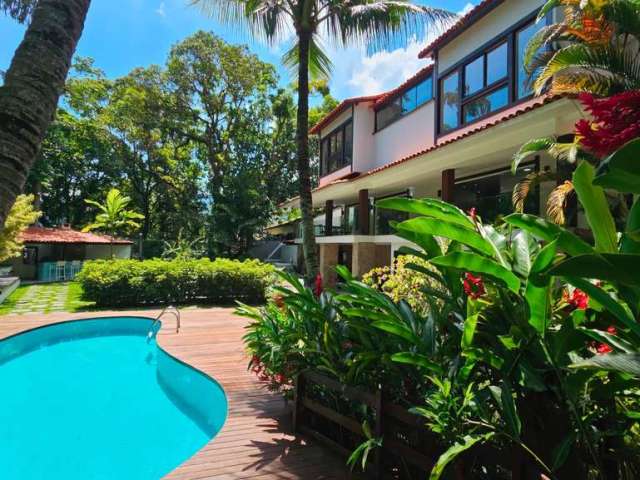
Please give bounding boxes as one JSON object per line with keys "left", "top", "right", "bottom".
{"left": 0, "top": 308, "right": 350, "bottom": 479}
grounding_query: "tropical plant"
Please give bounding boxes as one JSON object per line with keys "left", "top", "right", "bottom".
{"left": 0, "top": 0, "right": 91, "bottom": 229}
{"left": 83, "top": 188, "right": 144, "bottom": 257}
{"left": 0, "top": 194, "right": 41, "bottom": 263}
{"left": 528, "top": 0, "right": 640, "bottom": 96}
{"left": 162, "top": 231, "right": 206, "bottom": 260}
{"left": 193, "top": 0, "right": 454, "bottom": 281}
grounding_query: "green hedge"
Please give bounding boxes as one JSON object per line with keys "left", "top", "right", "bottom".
{"left": 77, "top": 258, "right": 276, "bottom": 307}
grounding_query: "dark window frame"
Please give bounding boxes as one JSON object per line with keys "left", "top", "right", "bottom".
{"left": 319, "top": 118, "right": 354, "bottom": 178}
{"left": 374, "top": 75, "right": 434, "bottom": 133}
{"left": 437, "top": 8, "right": 550, "bottom": 136}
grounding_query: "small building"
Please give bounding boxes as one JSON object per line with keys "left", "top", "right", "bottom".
{"left": 9, "top": 226, "right": 133, "bottom": 282}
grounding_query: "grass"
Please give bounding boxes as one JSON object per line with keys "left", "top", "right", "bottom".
{"left": 0, "top": 284, "right": 30, "bottom": 315}
{"left": 0, "top": 282, "right": 95, "bottom": 316}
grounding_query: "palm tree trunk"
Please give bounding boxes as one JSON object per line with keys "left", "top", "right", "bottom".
{"left": 296, "top": 30, "right": 318, "bottom": 282}
{"left": 0, "top": 0, "right": 91, "bottom": 229}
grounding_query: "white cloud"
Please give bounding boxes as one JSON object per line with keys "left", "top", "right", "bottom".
{"left": 155, "top": 2, "right": 166, "bottom": 17}
{"left": 459, "top": 3, "right": 475, "bottom": 16}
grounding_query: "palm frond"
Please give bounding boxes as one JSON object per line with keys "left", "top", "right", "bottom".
{"left": 546, "top": 181, "right": 575, "bottom": 225}
{"left": 512, "top": 170, "right": 557, "bottom": 214}
{"left": 512, "top": 137, "right": 555, "bottom": 173}
{"left": 282, "top": 33, "right": 333, "bottom": 79}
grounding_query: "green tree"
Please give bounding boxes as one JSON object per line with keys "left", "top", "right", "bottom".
{"left": 0, "top": 194, "right": 41, "bottom": 263}
{"left": 83, "top": 188, "right": 144, "bottom": 257}
{"left": 194, "top": 0, "right": 453, "bottom": 280}
{"left": 0, "top": 0, "right": 91, "bottom": 230}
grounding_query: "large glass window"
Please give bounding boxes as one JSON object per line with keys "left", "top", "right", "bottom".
{"left": 438, "top": 9, "right": 552, "bottom": 134}
{"left": 516, "top": 21, "right": 544, "bottom": 99}
{"left": 463, "top": 86, "right": 509, "bottom": 123}
{"left": 320, "top": 120, "right": 353, "bottom": 177}
{"left": 454, "top": 163, "right": 539, "bottom": 221}
{"left": 440, "top": 72, "right": 460, "bottom": 133}
{"left": 464, "top": 57, "right": 484, "bottom": 96}
{"left": 376, "top": 75, "right": 433, "bottom": 131}
{"left": 487, "top": 42, "right": 508, "bottom": 85}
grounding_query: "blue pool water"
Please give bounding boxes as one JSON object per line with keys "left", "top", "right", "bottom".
{"left": 0, "top": 317, "right": 227, "bottom": 479}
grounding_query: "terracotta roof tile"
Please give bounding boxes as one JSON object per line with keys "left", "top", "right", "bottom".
{"left": 20, "top": 226, "right": 133, "bottom": 245}
{"left": 419, "top": 0, "right": 504, "bottom": 59}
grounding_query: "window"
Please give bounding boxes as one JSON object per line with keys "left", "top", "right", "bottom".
{"left": 376, "top": 74, "right": 433, "bottom": 130}
{"left": 464, "top": 57, "right": 484, "bottom": 96}
{"left": 487, "top": 42, "right": 508, "bottom": 84}
{"left": 437, "top": 10, "right": 552, "bottom": 134}
{"left": 516, "top": 21, "right": 545, "bottom": 99}
{"left": 320, "top": 120, "right": 353, "bottom": 177}
{"left": 463, "top": 86, "right": 509, "bottom": 123}
{"left": 440, "top": 72, "right": 460, "bottom": 132}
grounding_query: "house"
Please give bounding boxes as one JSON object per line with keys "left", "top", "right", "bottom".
{"left": 284, "top": 0, "right": 584, "bottom": 283}
{"left": 9, "top": 226, "right": 133, "bottom": 282}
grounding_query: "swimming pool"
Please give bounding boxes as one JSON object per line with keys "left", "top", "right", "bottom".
{"left": 0, "top": 317, "right": 227, "bottom": 479}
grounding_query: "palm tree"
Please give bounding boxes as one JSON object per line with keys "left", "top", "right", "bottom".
{"left": 193, "top": 0, "right": 453, "bottom": 281}
{"left": 83, "top": 188, "right": 145, "bottom": 257}
{"left": 0, "top": 0, "right": 92, "bottom": 231}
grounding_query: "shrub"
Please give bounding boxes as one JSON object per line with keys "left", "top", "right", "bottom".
{"left": 362, "top": 254, "right": 441, "bottom": 315}
{"left": 77, "top": 258, "right": 275, "bottom": 307}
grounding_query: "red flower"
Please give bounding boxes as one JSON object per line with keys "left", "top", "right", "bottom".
{"left": 596, "top": 343, "right": 613, "bottom": 355}
{"left": 468, "top": 207, "right": 478, "bottom": 222}
{"left": 314, "top": 273, "right": 323, "bottom": 297}
{"left": 571, "top": 289, "right": 589, "bottom": 310}
{"left": 575, "top": 91, "right": 640, "bottom": 158}
{"left": 607, "top": 325, "right": 618, "bottom": 335}
{"left": 274, "top": 373, "right": 287, "bottom": 385}
{"left": 463, "top": 272, "right": 485, "bottom": 300}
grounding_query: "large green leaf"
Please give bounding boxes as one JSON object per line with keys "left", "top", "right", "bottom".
{"left": 549, "top": 253, "right": 640, "bottom": 286}
{"left": 572, "top": 161, "right": 618, "bottom": 253}
{"left": 430, "top": 252, "right": 521, "bottom": 293}
{"left": 376, "top": 197, "right": 474, "bottom": 229}
{"left": 461, "top": 313, "right": 480, "bottom": 349}
{"left": 500, "top": 381, "right": 521, "bottom": 438}
{"left": 526, "top": 240, "right": 558, "bottom": 335}
{"left": 391, "top": 352, "right": 444, "bottom": 375}
{"left": 570, "top": 353, "right": 640, "bottom": 377}
{"left": 396, "top": 217, "right": 494, "bottom": 256}
{"left": 563, "top": 277, "right": 640, "bottom": 339}
{"left": 505, "top": 214, "right": 593, "bottom": 256}
{"left": 429, "top": 433, "right": 495, "bottom": 480}
{"left": 371, "top": 320, "right": 420, "bottom": 344}
{"left": 580, "top": 328, "right": 636, "bottom": 354}
{"left": 394, "top": 226, "right": 443, "bottom": 259}
{"left": 594, "top": 138, "right": 640, "bottom": 194}
{"left": 622, "top": 198, "right": 640, "bottom": 254}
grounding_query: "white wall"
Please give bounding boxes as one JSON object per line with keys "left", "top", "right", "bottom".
{"left": 438, "top": 0, "right": 546, "bottom": 74}
{"left": 372, "top": 102, "right": 436, "bottom": 170}
{"left": 352, "top": 103, "right": 376, "bottom": 172}
{"left": 319, "top": 108, "right": 353, "bottom": 138}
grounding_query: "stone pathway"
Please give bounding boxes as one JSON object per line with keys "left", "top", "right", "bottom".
{"left": 11, "top": 283, "right": 70, "bottom": 315}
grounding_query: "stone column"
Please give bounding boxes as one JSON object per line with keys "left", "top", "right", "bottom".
{"left": 441, "top": 169, "right": 456, "bottom": 203}
{"left": 352, "top": 243, "right": 391, "bottom": 277}
{"left": 319, "top": 243, "right": 339, "bottom": 286}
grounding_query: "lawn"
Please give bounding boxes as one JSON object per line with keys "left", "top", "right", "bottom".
{"left": 0, "top": 282, "right": 95, "bottom": 316}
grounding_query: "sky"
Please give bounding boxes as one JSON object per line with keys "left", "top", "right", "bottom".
{"left": 0, "top": 0, "right": 475, "bottom": 101}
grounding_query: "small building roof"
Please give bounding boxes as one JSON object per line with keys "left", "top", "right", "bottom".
{"left": 20, "top": 226, "right": 134, "bottom": 245}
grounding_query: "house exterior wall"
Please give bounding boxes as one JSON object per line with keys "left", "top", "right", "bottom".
{"left": 437, "top": 0, "right": 547, "bottom": 74}
{"left": 352, "top": 103, "right": 376, "bottom": 173}
{"left": 372, "top": 101, "right": 436, "bottom": 170}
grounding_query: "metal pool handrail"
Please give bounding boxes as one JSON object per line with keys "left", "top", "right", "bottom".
{"left": 151, "top": 305, "right": 181, "bottom": 334}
